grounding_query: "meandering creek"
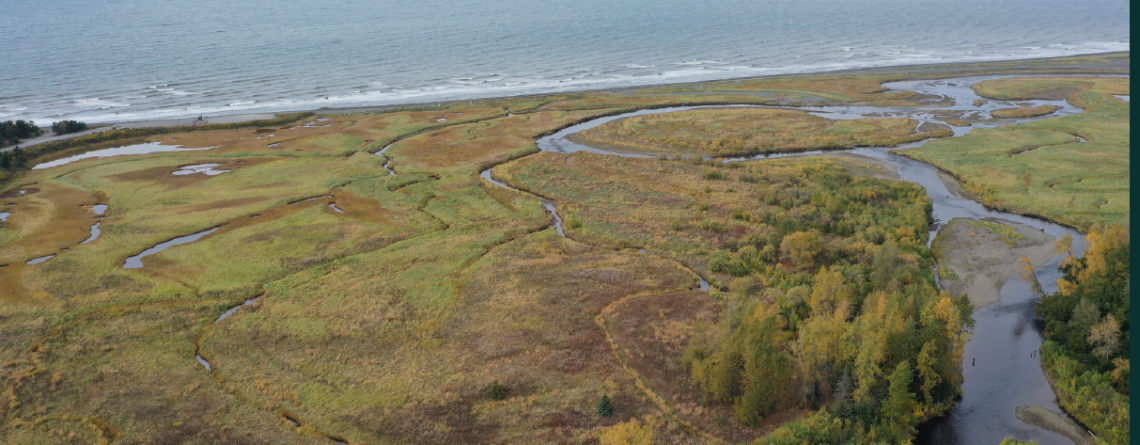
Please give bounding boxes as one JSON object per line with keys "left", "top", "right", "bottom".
{"left": 475, "top": 75, "right": 1100, "bottom": 445}
{"left": 149, "top": 75, "right": 1106, "bottom": 443}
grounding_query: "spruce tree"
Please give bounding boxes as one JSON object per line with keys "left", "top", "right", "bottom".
{"left": 597, "top": 394, "right": 614, "bottom": 417}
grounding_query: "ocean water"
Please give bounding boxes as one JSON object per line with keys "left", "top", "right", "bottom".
{"left": 0, "top": 0, "right": 1129, "bottom": 124}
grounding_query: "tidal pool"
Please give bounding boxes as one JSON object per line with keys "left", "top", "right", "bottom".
{"left": 33, "top": 142, "right": 215, "bottom": 169}
{"left": 173, "top": 164, "right": 229, "bottom": 176}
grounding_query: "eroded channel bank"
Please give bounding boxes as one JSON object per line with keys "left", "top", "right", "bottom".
{"left": 475, "top": 75, "right": 1099, "bottom": 445}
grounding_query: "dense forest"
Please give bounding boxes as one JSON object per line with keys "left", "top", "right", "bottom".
{"left": 677, "top": 165, "right": 973, "bottom": 444}
{"left": 1036, "top": 225, "right": 1130, "bottom": 444}
{"left": 0, "top": 120, "right": 42, "bottom": 148}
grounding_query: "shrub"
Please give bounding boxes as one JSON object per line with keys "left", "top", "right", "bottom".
{"left": 703, "top": 170, "right": 725, "bottom": 180}
{"left": 51, "top": 120, "right": 89, "bottom": 135}
{"left": 598, "top": 419, "right": 653, "bottom": 445}
{"left": 488, "top": 381, "right": 509, "bottom": 400}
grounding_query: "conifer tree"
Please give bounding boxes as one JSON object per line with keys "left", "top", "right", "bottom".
{"left": 597, "top": 394, "right": 614, "bottom": 417}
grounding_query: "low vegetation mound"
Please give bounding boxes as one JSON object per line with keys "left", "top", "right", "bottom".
{"left": 1037, "top": 225, "right": 1130, "bottom": 444}
{"left": 572, "top": 108, "right": 950, "bottom": 156}
{"left": 990, "top": 105, "right": 1061, "bottom": 119}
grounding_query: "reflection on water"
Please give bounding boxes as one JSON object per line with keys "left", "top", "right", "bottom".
{"left": 124, "top": 226, "right": 220, "bottom": 268}
{"left": 173, "top": 163, "right": 229, "bottom": 176}
{"left": 26, "top": 254, "right": 55, "bottom": 265}
{"left": 82, "top": 222, "right": 102, "bottom": 244}
{"left": 376, "top": 143, "right": 397, "bottom": 175}
{"left": 33, "top": 142, "right": 215, "bottom": 169}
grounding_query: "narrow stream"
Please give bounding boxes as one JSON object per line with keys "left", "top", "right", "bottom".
{"left": 195, "top": 297, "right": 262, "bottom": 372}
{"left": 376, "top": 143, "right": 397, "bottom": 175}
{"left": 82, "top": 204, "right": 109, "bottom": 244}
{"left": 472, "top": 75, "right": 1106, "bottom": 444}
{"left": 124, "top": 227, "right": 220, "bottom": 269}
{"left": 479, "top": 170, "right": 564, "bottom": 236}
{"left": 81, "top": 223, "right": 102, "bottom": 244}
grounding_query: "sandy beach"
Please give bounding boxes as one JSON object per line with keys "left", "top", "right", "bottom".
{"left": 4, "top": 52, "right": 1127, "bottom": 154}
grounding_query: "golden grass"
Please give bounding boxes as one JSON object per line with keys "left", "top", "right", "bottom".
{"left": 572, "top": 108, "right": 951, "bottom": 156}
{"left": 640, "top": 75, "right": 923, "bottom": 107}
{"left": 991, "top": 104, "right": 1061, "bottom": 119}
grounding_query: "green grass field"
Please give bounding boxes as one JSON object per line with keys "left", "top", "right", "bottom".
{"left": 901, "top": 77, "right": 1129, "bottom": 231}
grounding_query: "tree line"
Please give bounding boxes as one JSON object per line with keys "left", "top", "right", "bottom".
{"left": 0, "top": 120, "right": 43, "bottom": 147}
{"left": 1036, "top": 225, "right": 1129, "bottom": 444}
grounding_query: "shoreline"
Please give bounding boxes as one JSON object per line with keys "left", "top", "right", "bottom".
{"left": 6, "top": 51, "right": 1128, "bottom": 151}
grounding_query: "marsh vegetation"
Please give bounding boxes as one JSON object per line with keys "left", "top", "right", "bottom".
{"left": 0, "top": 56, "right": 1129, "bottom": 444}
{"left": 572, "top": 108, "right": 951, "bottom": 156}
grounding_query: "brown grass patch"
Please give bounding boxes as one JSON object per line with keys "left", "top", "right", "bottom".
{"left": 326, "top": 188, "right": 399, "bottom": 224}
{"left": 604, "top": 290, "right": 810, "bottom": 442}
{"left": 110, "top": 158, "right": 278, "bottom": 190}
{"left": 186, "top": 196, "right": 266, "bottom": 212}
{"left": 0, "top": 182, "right": 98, "bottom": 265}
{"left": 0, "top": 188, "right": 39, "bottom": 199}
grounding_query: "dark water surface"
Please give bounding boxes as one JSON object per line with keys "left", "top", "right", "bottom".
{"left": 1, "top": 0, "right": 1128, "bottom": 124}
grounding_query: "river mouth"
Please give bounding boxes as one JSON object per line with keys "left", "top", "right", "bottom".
{"left": 481, "top": 74, "right": 1098, "bottom": 444}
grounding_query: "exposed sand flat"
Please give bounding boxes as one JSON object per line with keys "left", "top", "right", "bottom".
{"left": 1015, "top": 405, "right": 1095, "bottom": 445}
{"left": 933, "top": 218, "right": 1057, "bottom": 307}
